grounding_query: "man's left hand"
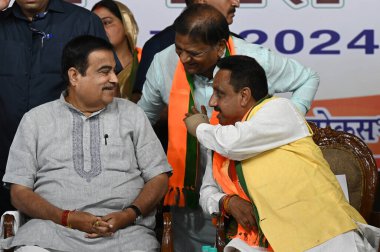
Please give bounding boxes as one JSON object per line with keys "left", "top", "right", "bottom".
{"left": 184, "top": 105, "right": 209, "bottom": 136}
{"left": 227, "top": 196, "right": 258, "bottom": 232}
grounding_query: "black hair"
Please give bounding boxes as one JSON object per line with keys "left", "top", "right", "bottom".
{"left": 61, "top": 35, "right": 114, "bottom": 85}
{"left": 216, "top": 55, "right": 268, "bottom": 101}
{"left": 174, "top": 4, "right": 229, "bottom": 46}
{"left": 184, "top": 0, "right": 195, "bottom": 6}
{"left": 91, "top": 0, "right": 122, "bottom": 21}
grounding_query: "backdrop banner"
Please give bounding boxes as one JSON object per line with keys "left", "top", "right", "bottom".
{"left": 37, "top": 0, "right": 380, "bottom": 169}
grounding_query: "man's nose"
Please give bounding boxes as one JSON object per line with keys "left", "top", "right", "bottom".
{"left": 208, "top": 94, "right": 217, "bottom": 107}
{"left": 179, "top": 51, "right": 191, "bottom": 63}
{"left": 110, "top": 71, "right": 118, "bottom": 83}
{"left": 232, "top": 0, "right": 240, "bottom": 7}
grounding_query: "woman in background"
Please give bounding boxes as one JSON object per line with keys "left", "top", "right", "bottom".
{"left": 92, "top": 0, "right": 141, "bottom": 101}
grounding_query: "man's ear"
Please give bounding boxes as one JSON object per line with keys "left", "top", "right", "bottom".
{"left": 217, "top": 39, "right": 227, "bottom": 58}
{"left": 240, "top": 87, "right": 252, "bottom": 107}
{"left": 68, "top": 67, "right": 79, "bottom": 87}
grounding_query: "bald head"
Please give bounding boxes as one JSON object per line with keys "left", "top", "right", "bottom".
{"left": 174, "top": 4, "right": 229, "bottom": 46}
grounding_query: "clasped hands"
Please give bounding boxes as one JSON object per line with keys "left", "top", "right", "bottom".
{"left": 67, "top": 210, "right": 134, "bottom": 238}
{"left": 184, "top": 105, "right": 209, "bottom": 137}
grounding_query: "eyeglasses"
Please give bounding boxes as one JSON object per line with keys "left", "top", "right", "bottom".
{"left": 176, "top": 46, "right": 214, "bottom": 60}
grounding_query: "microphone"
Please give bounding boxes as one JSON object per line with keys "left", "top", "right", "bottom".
{"left": 104, "top": 134, "right": 108, "bottom": 145}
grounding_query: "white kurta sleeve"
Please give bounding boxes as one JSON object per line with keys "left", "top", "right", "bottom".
{"left": 196, "top": 98, "right": 311, "bottom": 161}
{"left": 137, "top": 54, "right": 167, "bottom": 125}
{"left": 199, "top": 149, "right": 225, "bottom": 215}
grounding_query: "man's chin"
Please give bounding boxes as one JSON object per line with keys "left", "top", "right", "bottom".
{"left": 227, "top": 15, "right": 234, "bottom": 25}
{"left": 217, "top": 115, "right": 227, "bottom": 125}
{"left": 184, "top": 67, "right": 198, "bottom": 75}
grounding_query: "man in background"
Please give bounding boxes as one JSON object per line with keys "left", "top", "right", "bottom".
{"left": 134, "top": 0, "right": 240, "bottom": 98}
{"left": 134, "top": 0, "right": 241, "bottom": 152}
{"left": 0, "top": 0, "right": 108, "bottom": 215}
{"left": 138, "top": 4, "right": 319, "bottom": 251}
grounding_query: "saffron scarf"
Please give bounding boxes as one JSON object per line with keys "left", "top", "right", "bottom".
{"left": 165, "top": 37, "right": 236, "bottom": 208}
{"left": 212, "top": 97, "right": 274, "bottom": 249}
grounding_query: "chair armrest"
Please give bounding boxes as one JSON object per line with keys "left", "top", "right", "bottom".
{"left": 161, "top": 212, "right": 173, "bottom": 252}
{"left": 215, "top": 213, "right": 226, "bottom": 252}
{"left": 3, "top": 214, "right": 15, "bottom": 239}
{"left": 2, "top": 213, "right": 16, "bottom": 252}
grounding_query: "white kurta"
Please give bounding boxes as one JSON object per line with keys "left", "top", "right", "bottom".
{"left": 197, "top": 97, "right": 380, "bottom": 251}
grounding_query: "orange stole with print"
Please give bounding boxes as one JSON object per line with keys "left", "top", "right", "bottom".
{"left": 164, "top": 37, "right": 236, "bottom": 207}
{"left": 212, "top": 153, "right": 261, "bottom": 247}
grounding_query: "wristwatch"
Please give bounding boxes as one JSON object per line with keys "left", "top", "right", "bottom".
{"left": 124, "top": 204, "right": 142, "bottom": 224}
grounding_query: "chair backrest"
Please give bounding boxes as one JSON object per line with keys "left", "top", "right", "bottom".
{"left": 308, "top": 122, "right": 378, "bottom": 221}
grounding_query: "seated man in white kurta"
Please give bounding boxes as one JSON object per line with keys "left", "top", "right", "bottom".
{"left": 1, "top": 35, "right": 172, "bottom": 252}
{"left": 185, "top": 55, "right": 380, "bottom": 252}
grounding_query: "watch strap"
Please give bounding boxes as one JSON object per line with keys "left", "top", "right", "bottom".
{"left": 124, "top": 204, "right": 142, "bottom": 219}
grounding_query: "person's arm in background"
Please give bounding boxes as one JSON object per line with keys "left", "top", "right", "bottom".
{"left": 137, "top": 53, "right": 168, "bottom": 125}
{"left": 265, "top": 51, "right": 319, "bottom": 115}
{"left": 133, "top": 25, "right": 175, "bottom": 99}
{"left": 243, "top": 40, "right": 319, "bottom": 115}
{"left": 133, "top": 37, "right": 162, "bottom": 99}
{"left": 0, "top": 0, "right": 9, "bottom": 10}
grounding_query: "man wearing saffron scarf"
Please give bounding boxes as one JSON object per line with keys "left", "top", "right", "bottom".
{"left": 187, "top": 55, "right": 380, "bottom": 252}
{"left": 138, "top": 4, "right": 320, "bottom": 251}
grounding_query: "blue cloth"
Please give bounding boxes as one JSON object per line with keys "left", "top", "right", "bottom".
{"left": 0, "top": 0, "right": 108, "bottom": 214}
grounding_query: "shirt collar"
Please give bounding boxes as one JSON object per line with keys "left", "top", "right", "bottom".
{"left": 12, "top": 0, "right": 64, "bottom": 20}
{"left": 60, "top": 91, "right": 108, "bottom": 118}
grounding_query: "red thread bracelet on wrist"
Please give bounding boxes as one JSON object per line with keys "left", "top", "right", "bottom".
{"left": 61, "top": 210, "right": 70, "bottom": 227}
{"left": 222, "top": 194, "right": 237, "bottom": 215}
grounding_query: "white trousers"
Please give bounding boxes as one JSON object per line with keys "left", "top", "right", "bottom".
{"left": 224, "top": 222, "right": 380, "bottom": 252}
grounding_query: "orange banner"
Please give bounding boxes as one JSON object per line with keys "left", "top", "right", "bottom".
{"left": 306, "top": 95, "right": 380, "bottom": 171}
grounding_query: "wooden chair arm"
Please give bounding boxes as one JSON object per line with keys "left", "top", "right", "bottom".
{"left": 3, "top": 214, "right": 15, "bottom": 239}
{"left": 161, "top": 211, "right": 174, "bottom": 252}
{"left": 3, "top": 214, "right": 15, "bottom": 252}
{"left": 215, "top": 213, "right": 226, "bottom": 252}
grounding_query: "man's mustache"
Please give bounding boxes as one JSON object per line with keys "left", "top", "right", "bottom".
{"left": 214, "top": 106, "right": 221, "bottom": 112}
